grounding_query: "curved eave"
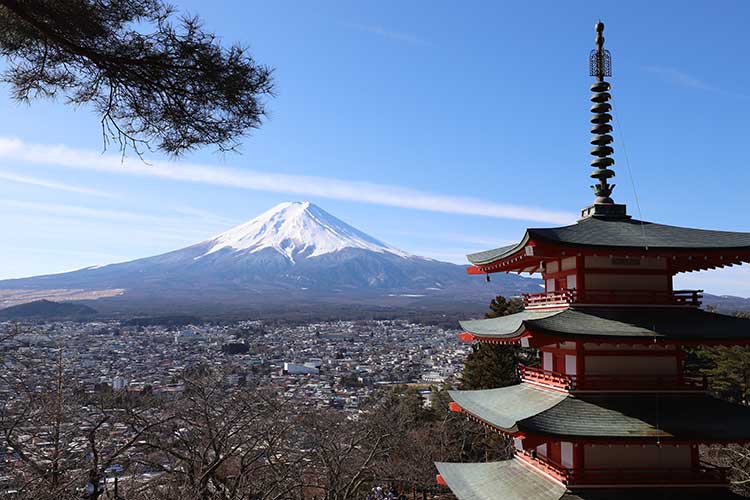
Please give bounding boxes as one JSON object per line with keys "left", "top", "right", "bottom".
{"left": 467, "top": 233, "right": 531, "bottom": 267}
{"left": 450, "top": 384, "right": 750, "bottom": 443}
{"left": 466, "top": 218, "right": 750, "bottom": 274}
{"left": 459, "top": 310, "right": 564, "bottom": 343}
{"left": 448, "top": 384, "right": 568, "bottom": 434}
{"left": 436, "top": 461, "right": 745, "bottom": 500}
{"left": 459, "top": 307, "right": 750, "bottom": 345}
{"left": 435, "top": 460, "right": 566, "bottom": 500}
{"left": 520, "top": 392, "right": 750, "bottom": 442}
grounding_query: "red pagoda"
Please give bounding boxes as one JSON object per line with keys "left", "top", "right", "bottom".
{"left": 435, "top": 22, "right": 750, "bottom": 500}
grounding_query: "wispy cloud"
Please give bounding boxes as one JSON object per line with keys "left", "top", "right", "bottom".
{"left": 0, "top": 169, "right": 117, "bottom": 198}
{"left": 0, "top": 199, "right": 190, "bottom": 226}
{"left": 0, "top": 137, "right": 576, "bottom": 226}
{"left": 408, "top": 249, "right": 471, "bottom": 264}
{"left": 4, "top": 244, "right": 129, "bottom": 263}
{"left": 170, "top": 204, "right": 240, "bottom": 226}
{"left": 383, "top": 229, "right": 514, "bottom": 248}
{"left": 643, "top": 65, "right": 750, "bottom": 99}
{"left": 347, "top": 23, "right": 429, "bottom": 46}
{"left": 5, "top": 213, "right": 216, "bottom": 246}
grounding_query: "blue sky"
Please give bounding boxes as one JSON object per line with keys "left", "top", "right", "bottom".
{"left": 1, "top": 1, "right": 750, "bottom": 295}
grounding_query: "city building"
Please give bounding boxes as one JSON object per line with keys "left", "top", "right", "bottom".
{"left": 112, "top": 376, "right": 128, "bottom": 391}
{"left": 283, "top": 362, "right": 320, "bottom": 375}
{"left": 436, "top": 22, "right": 750, "bottom": 500}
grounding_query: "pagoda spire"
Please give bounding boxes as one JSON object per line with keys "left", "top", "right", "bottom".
{"left": 589, "top": 21, "right": 615, "bottom": 204}
{"left": 582, "top": 21, "right": 627, "bottom": 219}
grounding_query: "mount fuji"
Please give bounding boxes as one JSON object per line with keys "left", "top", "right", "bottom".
{"left": 0, "top": 202, "right": 540, "bottom": 315}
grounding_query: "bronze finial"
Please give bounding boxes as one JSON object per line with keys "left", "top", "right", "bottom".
{"left": 588, "top": 21, "right": 615, "bottom": 204}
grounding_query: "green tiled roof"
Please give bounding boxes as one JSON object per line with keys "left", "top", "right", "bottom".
{"left": 449, "top": 384, "right": 566, "bottom": 432}
{"left": 459, "top": 310, "right": 560, "bottom": 339}
{"left": 460, "top": 307, "right": 750, "bottom": 342}
{"left": 436, "top": 460, "right": 744, "bottom": 500}
{"left": 523, "top": 392, "right": 750, "bottom": 440}
{"left": 451, "top": 383, "right": 750, "bottom": 441}
{"left": 468, "top": 217, "right": 750, "bottom": 265}
{"left": 436, "top": 460, "right": 566, "bottom": 500}
{"left": 467, "top": 242, "right": 525, "bottom": 266}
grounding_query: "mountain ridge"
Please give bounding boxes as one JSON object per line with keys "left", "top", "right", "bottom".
{"left": 200, "top": 201, "right": 413, "bottom": 262}
{"left": 0, "top": 299, "right": 97, "bottom": 319}
{"left": 0, "top": 201, "right": 541, "bottom": 313}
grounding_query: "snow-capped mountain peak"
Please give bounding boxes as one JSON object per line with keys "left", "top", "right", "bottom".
{"left": 202, "top": 201, "right": 412, "bottom": 262}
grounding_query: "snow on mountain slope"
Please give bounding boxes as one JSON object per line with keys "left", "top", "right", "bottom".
{"left": 202, "top": 201, "right": 413, "bottom": 262}
{"left": 0, "top": 201, "right": 543, "bottom": 310}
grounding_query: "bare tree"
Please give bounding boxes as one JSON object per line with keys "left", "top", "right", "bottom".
{"left": 366, "top": 388, "right": 513, "bottom": 500}
{"left": 702, "top": 444, "right": 750, "bottom": 497}
{"left": 0, "top": 351, "right": 170, "bottom": 500}
{"left": 298, "top": 409, "right": 393, "bottom": 500}
{"left": 0, "top": 0, "right": 274, "bottom": 156}
{"left": 128, "top": 373, "right": 303, "bottom": 500}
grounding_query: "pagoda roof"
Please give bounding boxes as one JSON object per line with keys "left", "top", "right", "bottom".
{"left": 450, "top": 383, "right": 750, "bottom": 441}
{"left": 467, "top": 216, "right": 750, "bottom": 266}
{"left": 459, "top": 307, "right": 750, "bottom": 343}
{"left": 436, "top": 461, "right": 744, "bottom": 500}
{"left": 435, "top": 460, "right": 566, "bottom": 500}
{"left": 450, "top": 384, "right": 567, "bottom": 432}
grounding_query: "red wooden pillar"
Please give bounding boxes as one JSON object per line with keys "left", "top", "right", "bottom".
{"left": 548, "top": 441, "right": 562, "bottom": 464}
{"left": 574, "top": 442, "right": 584, "bottom": 475}
{"left": 575, "top": 341, "right": 585, "bottom": 389}
{"left": 576, "top": 255, "right": 585, "bottom": 302}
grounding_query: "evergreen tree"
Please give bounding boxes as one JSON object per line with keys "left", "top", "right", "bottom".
{"left": 692, "top": 345, "right": 750, "bottom": 404}
{"left": 485, "top": 295, "right": 524, "bottom": 319}
{"left": 460, "top": 343, "right": 520, "bottom": 390}
{"left": 0, "top": 0, "right": 274, "bottom": 155}
{"left": 460, "top": 295, "right": 524, "bottom": 390}
{"left": 687, "top": 312, "right": 750, "bottom": 404}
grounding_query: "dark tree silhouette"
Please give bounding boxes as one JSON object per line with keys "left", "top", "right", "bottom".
{"left": 461, "top": 295, "right": 524, "bottom": 390}
{"left": 460, "top": 343, "right": 519, "bottom": 390}
{"left": 485, "top": 295, "right": 523, "bottom": 319}
{"left": 0, "top": 0, "right": 274, "bottom": 156}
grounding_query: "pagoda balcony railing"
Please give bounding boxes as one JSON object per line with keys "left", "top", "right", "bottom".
{"left": 523, "top": 289, "right": 577, "bottom": 309}
{"left": 517, "top": 450, "right": 728, "bottom": 486}
{"left": 518, "top": 365, "right": 573, "bottom": 390}
{"left": 516, "top": 449, "right": 570, "bottom": 483}
{"left": 522, "top": 289, "right": 703, "bottom": 309}
{"left": 519, "top": 365, "right": 707, "bottom": 392}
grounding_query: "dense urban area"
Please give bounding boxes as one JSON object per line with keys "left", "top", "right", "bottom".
{"left": 0, "top": 318, "right": 478, "bottom": 499}
{"left": 1, "top": 319, "right": 467, "bottom": 410}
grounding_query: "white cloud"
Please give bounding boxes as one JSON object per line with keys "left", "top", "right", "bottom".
{"left": 643, "top": 65, "right": 750, "bottom": 99}
{"left": 1, "top": 199, "right": 231, "bottom": 243}
{"left": 169, "top": 204, "right": 240, "bottom": 226}
{"left": 0, "top": 169, "right": 116, "bottom": 198}
{"left": 347, "top": 23, "right": 429, "bottom": 46}
{"left": 4, "top": 244, "right": 129, "bottom": 262}
{"left": 0, "top": 137, "right": 576, "bottom": 226}
{"left": 0, "top": 199, "right": 185, "bottom": 225}
{"left": 383, "top": 228, "right": 514, "bottom": 248}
